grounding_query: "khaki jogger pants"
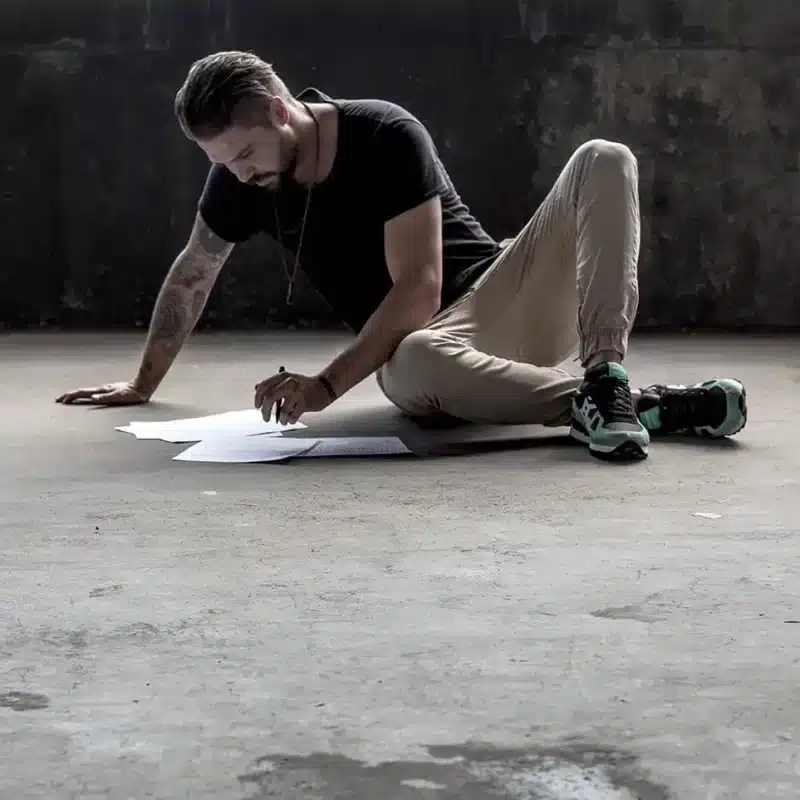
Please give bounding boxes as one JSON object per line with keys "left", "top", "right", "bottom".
{"left": 376, "top": 139, "right": 642, "bottom": 427}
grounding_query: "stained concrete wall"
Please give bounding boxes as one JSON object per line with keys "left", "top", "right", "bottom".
{"left": 1, "top": 0, "right": 798, "bottom": 330}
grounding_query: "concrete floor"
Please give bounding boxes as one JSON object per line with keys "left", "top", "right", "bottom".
{"left": 1, "top": 331, "right": 799, "bottom": 800}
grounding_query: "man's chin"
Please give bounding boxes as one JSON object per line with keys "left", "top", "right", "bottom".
{"left": 250, "top": 175, "right": 280, "bottom": 190}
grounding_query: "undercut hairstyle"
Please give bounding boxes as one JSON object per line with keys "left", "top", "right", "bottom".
{"left": 174, "top": 51, "right": 293, "bottom": 138}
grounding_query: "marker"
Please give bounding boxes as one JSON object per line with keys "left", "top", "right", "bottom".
{"left": 275, "top": 366, "right": 286, "bottom": 422}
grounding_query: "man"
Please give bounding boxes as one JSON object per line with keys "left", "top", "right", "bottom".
{"left": 57, "top": 51, "right": 747, "bottom": 462}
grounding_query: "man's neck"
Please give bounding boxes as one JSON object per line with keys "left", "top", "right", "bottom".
{"left": 292, "top": 102, "right": 337, "bottom": 187}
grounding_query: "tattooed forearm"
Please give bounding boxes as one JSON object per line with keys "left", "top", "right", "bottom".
{"left": 135, "top": 283, "right": 199, "bottom": 393}
{"left": 171, "top": 243, "right": 227, "bottom": 290}
{"left": 150, "top": 286, "right": 192, "bottom": 342}
{"left": 132, "top": 215, "right": 234, "bottom": 396}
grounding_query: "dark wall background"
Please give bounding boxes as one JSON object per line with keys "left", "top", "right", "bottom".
{"left": 1, "top": 0, "right": 798, "bottom": 330}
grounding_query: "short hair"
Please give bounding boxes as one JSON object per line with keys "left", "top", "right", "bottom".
{"left": 174, "top": 51, "right": 292, "bottom": 138}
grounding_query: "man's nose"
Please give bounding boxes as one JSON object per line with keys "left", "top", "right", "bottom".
{"left": 231, "top": 163, "right": 253, "bottom": 183}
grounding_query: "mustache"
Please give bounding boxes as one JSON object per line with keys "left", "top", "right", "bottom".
{"left": 248, "top": 172, "right": 278, "bottom": 186}
{"left": 251, "top": 147, "right": 299, "bottom": 186}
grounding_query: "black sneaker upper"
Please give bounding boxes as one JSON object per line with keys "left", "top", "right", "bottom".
{"left": 638, "top": 383, "right": 727, "bottom": 433}
{"left": 581, "top": 363, "right": 641, "bottom": 430}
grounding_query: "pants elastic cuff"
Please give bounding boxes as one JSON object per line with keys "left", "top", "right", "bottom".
{"left": 580, "top": 328, "right": 630, "bottom": 366}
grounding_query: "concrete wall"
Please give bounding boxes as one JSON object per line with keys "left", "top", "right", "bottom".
{"left": 2, "top": 0, "right": 798, "bottom": 330}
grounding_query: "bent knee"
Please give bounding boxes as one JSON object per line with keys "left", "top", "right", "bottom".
{"left": 577, "top": 138, "right": 637, "bottom": 174}
{"left": 378, "top": 329, "right": 463, "bottom": 412}
{"left": 382, "top": 329, "right": 448, "bottom": 384}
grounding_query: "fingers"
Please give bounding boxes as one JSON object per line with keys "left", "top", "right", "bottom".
{"left": 279, "top": 391, "right": 297, "bottom": 426}
{"left": 254, "top": 376, "right": 280, "bottom": 410}
{"left": 258, "top": 381, "right": 303, "bottom": 425}
{"left": 55, "top": 388, "right": 106, "bottom": 405}
{"left": 55, "top": 387, "right": 138, "bottom": 406}
{"left": 278, "top": 391, "right": 305, "bottom": 425}
{"left": 283, "top": 398, "right": 305, "bottom": 425}
{"left": 256, "top": 380, "right": 282, "bottom": 420}
{"left": 272, "top": 384, "right": 298, "bottom": 426}
{"left": 255, "top": 373, "right": 295, "bottom": 418}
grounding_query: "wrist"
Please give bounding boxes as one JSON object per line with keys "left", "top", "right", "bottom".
{"left": 316, "top": 373, "right": 338, "bottom": 402}
{"left": 131, "top": 378, "right": 155, "bottom": 400}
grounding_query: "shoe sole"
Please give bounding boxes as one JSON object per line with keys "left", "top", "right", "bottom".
{"left": 570, "top": 425, "right": 649, "bottom": 462}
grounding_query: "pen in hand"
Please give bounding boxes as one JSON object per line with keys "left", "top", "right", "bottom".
{"left": 274, "top": 365, "right": 286, "bottom": 423}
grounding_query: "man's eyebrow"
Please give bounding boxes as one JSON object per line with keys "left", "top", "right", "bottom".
{"left": 230, "top": 145, "right": 251, "bottom": 162}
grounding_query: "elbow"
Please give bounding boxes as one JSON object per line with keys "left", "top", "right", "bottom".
{"left": 419, "top": 264, "right": 443, "bottom": 314}
{"left": 415, "top": 275, "right": 442, "bottom": 325}
{"left": 389, "top": 269, "right": 442, "bottom": 332}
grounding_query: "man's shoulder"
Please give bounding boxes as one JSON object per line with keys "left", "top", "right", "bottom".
{"left": 343, "top": 97, "right": 418, "bottom": 123}
{"left": 346, "top": 101, "right": 432, "bottom": 144}
{"left": 342, "top": 100, "right": 438, "bottom": 162}
{"left": 298, "top": 88, "right": 427, "bottom": 134}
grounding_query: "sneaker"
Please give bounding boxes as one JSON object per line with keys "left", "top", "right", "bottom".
{"left": 570, "top": 362, "right": 650, "bottom": 461}
{"left": 636, "top": 379, "right": 747, "bottom": 438}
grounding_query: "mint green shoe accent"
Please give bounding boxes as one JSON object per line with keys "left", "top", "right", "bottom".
{"left": 694, "top": 378, "right": 748, "bottom": 437}
{"left": 570, "top": 362, "right": 650, "bottom": 461}
{"left": 605, "top": 362, "right": 629, "bottom": 381}
{"left": 639, "top": 406, "right": 662, "bottom": 431}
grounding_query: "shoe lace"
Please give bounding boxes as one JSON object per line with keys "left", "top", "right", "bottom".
{"left": 660, "top": 387, "right": 711, "bottom": 431}
{"left": 593, "top": 378, "right": 636, "bottom": 422}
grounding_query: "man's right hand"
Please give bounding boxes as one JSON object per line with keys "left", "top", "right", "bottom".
{"left": 55, "top": 381, "right": 151, "bottom": 406}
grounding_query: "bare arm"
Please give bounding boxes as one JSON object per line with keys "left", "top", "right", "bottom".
{"left": 252, "top": 196, "right": 443, "bottom": 423}
{"left": 132, "top": 214, "right": 234, "bottom": 397}
{"left": 318, "top": 195, "right": 443, "bottom": 397}
{"left": 55, "top": 214, "right": 234, "bottom": 407}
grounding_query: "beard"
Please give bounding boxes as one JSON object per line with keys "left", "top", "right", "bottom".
{"left": 248, "top": 144, "right": 299, "bottom": 190}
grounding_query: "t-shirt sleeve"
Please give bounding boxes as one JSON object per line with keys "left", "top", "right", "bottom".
{"left": 198, "top": 163, "right": 263, "bottom": 243}
{"left": 374, "top": 117, "right": 446, "bottom": 223}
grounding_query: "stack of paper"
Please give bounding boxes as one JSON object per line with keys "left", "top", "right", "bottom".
{"left": 116, "top": 409, "right": 413, "bottom": 463}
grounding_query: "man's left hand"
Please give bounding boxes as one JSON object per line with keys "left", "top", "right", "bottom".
{"left": 254, "top": 371, "right": 336, "bottom": 425}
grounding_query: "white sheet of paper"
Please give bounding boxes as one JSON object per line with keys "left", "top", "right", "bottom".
{"left": 125, "top": 409, "right": 256, "bottom": 427}
{"left": 172, "top": 436, "right": 412, "bottom": 464}
{"left": 302, "top": 437, "right": 412, "bottom": 458}
{"left": 116, "top": 409, "right": 304, "bottom": 443}
{"left": 116, "top": 427, "right": 288, "bottom": 444}
{"left": 173, "top": 436, "right": 321, "bottom": 463}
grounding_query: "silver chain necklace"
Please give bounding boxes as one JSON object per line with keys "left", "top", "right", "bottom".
{"left": 272, "top": 101, "right": 321, "bottom": 306}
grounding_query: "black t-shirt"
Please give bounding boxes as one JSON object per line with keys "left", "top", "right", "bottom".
{"left": 198, "top": 88, "right": 502, "bottom": 332}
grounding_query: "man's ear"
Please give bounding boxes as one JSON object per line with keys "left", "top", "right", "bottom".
{"left": 268, "top": 96, "right": 291, "bottom": 127}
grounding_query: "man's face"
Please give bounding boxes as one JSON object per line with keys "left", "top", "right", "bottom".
{"left": 197, "top": 100, "right": 297, "bottom": 190}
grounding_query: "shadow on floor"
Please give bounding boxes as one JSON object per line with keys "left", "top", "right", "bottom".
{"left": 282, "top": 404, "right": 570, "bottom": 458}
{"left": 238, "top": 739, "right": 671, "bottom": 799}
{"left": 286, "top": 404, "right": 746, "bottom": 459}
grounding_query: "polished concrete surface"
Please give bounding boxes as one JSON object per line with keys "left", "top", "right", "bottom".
{"left": 1, "top": 331, "right": 798, "bottom": 799}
